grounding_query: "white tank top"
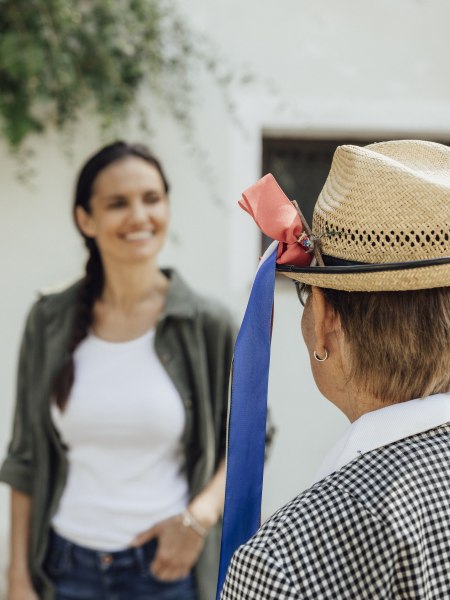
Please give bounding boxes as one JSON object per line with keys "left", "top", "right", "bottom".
{"left": 51, "top": 329, "right": 189, "bottom": 551}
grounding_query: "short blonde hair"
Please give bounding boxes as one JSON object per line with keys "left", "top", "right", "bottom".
{"left": 301, "top": 284, "right": 450, "bottom": 402}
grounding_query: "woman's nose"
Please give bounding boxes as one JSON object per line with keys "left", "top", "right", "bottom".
{"left": 129, "top": 199, "right": 148, "bottom": 223}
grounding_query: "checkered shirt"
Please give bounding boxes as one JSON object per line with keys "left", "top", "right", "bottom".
{"left": 221, "top": 423, "right": 450, "bottom": 599}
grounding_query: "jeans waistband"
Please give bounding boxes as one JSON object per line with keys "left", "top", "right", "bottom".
{"left": 48, "top": 529, "right": 157, "bottom": 573}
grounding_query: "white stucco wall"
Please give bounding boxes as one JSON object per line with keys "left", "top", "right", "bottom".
{"left": 1, "top": 0, "right": 450, "bottom": 590}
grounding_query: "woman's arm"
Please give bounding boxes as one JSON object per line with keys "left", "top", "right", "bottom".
{"left": 188, "top": 458, "right": 226, "bottom": 529}
{"left": 2, "top": 304, "right": 41, "bottom": 599}
{"left": 7, "top": 489, "right": 39, "bottom": 600}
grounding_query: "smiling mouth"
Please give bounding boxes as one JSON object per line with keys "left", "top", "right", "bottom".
{"left": 123, "top": 231, "right": 154, "bottom": 241}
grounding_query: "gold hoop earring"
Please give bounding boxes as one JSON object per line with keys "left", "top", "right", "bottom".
{"left": 313, "top": 349, "right": 328, "bottom": 362}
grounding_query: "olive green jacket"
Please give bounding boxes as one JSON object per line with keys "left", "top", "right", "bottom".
{"left": 0, "top": 270, "right": 236, "bottom": 600}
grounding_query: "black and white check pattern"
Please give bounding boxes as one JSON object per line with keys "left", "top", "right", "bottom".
{"left": 221, "top": 424, "right": 450, "bottom": 599}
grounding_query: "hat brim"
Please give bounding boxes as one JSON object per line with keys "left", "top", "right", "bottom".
{"left": 277, "top": 256, "right": 450, "bottom": 292}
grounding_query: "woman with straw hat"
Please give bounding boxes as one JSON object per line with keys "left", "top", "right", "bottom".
{"left": 219, "top": 140, "right": 450, "bottom": 599}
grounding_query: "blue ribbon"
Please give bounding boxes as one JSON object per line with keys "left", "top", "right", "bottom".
{"left": 216, "top": 244, "right": 277, "bottom": 597}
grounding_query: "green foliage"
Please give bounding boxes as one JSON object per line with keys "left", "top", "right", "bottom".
{"left": 0, "top": 0, "right": 193, "bottom": 147}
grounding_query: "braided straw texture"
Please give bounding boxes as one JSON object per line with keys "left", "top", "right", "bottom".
{"left": 315, "top": 140, "right": 450, "bottom": 262}
{"left": 282, "top": 140, "right": 450, "bottom": 291}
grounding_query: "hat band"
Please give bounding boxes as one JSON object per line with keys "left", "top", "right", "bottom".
{"left": 276, "top": 254, "right": 450, "bottom": 275}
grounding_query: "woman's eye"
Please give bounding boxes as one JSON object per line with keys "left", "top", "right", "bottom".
{"left": 108, "top": 199, "right": 127, "bottom": 209}
{"left": 144, "top": 194, "right": 161, "bottom": 204}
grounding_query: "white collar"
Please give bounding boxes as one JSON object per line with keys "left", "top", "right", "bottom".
{"left": 312, "top": 393, "right": 450, "bottom": 485}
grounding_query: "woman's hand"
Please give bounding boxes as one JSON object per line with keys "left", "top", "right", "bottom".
{"left": 131, "top": 460, "right": 226, "bottom": 581}
{"left": 7, "top": 571, "right": 39, "bottom": 600}
{"left": 131, "top": 513, "right": 206, "bottom": 581}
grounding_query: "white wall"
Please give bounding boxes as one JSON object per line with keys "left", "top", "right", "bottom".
{"left": 2, "top": 0, "right": 450, "bottom": 587}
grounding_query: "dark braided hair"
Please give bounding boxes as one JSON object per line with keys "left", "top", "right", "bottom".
{"left": 53, "top": 141, "right": 170, "bottom": 409}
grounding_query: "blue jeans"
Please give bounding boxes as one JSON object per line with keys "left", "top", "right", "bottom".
{"left": 45, "top": 530, "right": 197, "bottom": 600}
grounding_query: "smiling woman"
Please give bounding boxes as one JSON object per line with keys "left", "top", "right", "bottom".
{"left": 1, "top": 142, "right": 236, "bottom": 600}
{"left": 76, "top": 156, "right": 171, "bottom": 269}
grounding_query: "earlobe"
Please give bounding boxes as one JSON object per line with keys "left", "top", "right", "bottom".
{"left": 75, "top": 206, "right": 96, "bottom": 238}
{"left": 313, "top": 349, "right": 329, "bottom": 362}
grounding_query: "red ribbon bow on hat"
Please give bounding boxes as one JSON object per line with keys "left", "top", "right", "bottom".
{"left": 239, "top": 173, "right": 313, "bottom": 267}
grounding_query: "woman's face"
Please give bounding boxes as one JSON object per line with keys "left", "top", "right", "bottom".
{"left": 76, "top": 157, "right": 169, "bottom": 265}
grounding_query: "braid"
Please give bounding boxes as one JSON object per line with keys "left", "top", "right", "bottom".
{"left": 53, "top": 241, "right": 103, "bottom": 410}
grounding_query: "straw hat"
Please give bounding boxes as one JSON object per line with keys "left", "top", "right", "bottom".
{"left": 278, "top": 140, "right": 450, "bottom": 291}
